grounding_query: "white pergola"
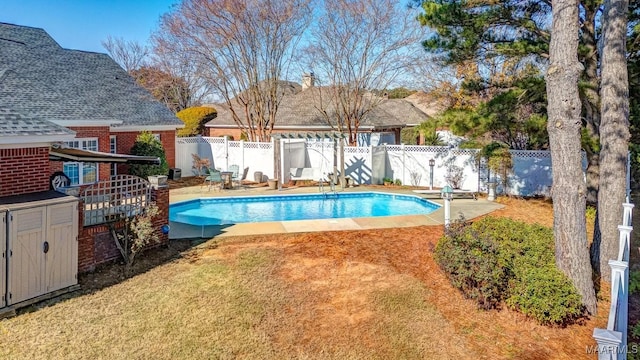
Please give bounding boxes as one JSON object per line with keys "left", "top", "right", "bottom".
{"left": 271, "top": 132, "right": 348, "bottom": 191}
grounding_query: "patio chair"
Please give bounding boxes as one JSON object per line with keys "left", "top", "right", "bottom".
{"left": 228, "top": 164, "right": 239, "bottom": 187}
{"left": 232, "top": 167, "right": 249, "bottom": 189}
{"left": 204, "top": 168, "right": 223, "bottom": 191}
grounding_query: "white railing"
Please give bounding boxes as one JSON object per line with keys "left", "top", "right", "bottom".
{"left": 593, "top": 202, "right": 635, "bottom": 359}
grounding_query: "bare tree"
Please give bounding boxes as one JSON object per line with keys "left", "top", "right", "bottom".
{"left": 154, "top": 0, "right": 312, "bottom": 142}
{"left": 102, "top": 35, "right": 198, "bottom": 112}
{"left": 151, "top": 39, "right": 215, "bottom": 108}
{"left": 301, "top": 0, "right": 425, "bottom": 145}
{"left": 101, "top": 36, "right": 149, "bottom": 72}
{"left": 130, "top": 66, "right": 192, "bottom": 113}
{"left": 592, "top": 0, "right": 630, "bottom": 280}
{"left": 545, "top": 0, "right": 597, "bottom": 314}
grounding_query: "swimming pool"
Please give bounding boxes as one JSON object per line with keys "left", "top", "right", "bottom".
{"left": 170, "top": 192, "right": 440, "bottom": 226}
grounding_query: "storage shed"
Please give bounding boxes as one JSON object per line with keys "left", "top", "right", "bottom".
{"left": 1, "top": 191, "right": 79, "bottom": 308}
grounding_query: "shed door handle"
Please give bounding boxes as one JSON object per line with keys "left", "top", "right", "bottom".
{"left": 43, "top": 241, "right": 49, "bottom": 254}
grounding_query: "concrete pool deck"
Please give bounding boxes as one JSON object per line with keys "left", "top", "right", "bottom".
{"left": 168, "top": 184, "right": 505, "bottom": 239}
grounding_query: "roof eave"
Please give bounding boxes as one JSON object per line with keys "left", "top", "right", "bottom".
{"left": 51, "top": 119, "right": 123, "bottom": 127}
{"left": 0, "top": 134, "right": 77, "bottom": 147}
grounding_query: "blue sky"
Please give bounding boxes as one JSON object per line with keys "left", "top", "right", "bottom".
{"left": 1, "top": 0, "right": 175, "bottom": 53}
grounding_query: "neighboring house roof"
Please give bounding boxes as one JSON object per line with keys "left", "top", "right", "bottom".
{"left": 0, "top": 22, "right": 182, "bottom": 130}
{"left": 205, "top": 83, "right": 429, "bottom": 131}
{"left": 0, "top": 107, "right": 76, "bottom": 145}
{"left": 404, "top": 91, "right": 451, "bottom": 120}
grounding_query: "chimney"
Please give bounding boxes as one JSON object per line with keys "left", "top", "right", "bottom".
{"left": 302, "top": 72, "right": 315, "bottom": 90}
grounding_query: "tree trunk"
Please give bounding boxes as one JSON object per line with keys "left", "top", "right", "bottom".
{"left": 581, "top": 2, "right": 601, "bottom": 205}
{"left": 596, "top": 0, "right": 630, "bottom": 281}
{"left": 545, "top": 0, "right": 597, "bottom": 314}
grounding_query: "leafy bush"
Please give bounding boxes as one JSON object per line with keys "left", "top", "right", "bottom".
{"left": 394, "top": 179, "right": 402, "bottom": 186}
{"left": 434, "top": 221, "right": 508, "bottom": 309}
{"left": 506, "top": 265, "right": 583, "bottom": 325}
{"left": 435, "top": 216, "right": 584, "bottom": 325}
{"left": 176, "top": 106, "right": 217, "bottom": 137}
{"left": 129, "top": 131, "right": 169, "bottom": 178}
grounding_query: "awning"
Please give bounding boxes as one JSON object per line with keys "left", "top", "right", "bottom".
{"left": 49, "top": 147, "right": 160, "bottom": 165}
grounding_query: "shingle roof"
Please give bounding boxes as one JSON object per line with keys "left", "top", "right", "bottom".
{"left": 0, "top": 107, "right": 75, "bottom": 137}
{"left": 404, "top": 91, "right": 450, "bottom": 118}
{"left": 0, "top": 22, "right": 182, "bottom": 128}
{"left": 205, "top": 85, "right": 429, "bottom": 130}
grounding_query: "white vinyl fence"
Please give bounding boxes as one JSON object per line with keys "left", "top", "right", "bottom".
{"left": 176, "top": 137, "right": 276, "bottom": 181}
{"left": 176, "top": 137, "right": 579, "bottom": 197}
{"left": 593, "top": 202, "right": 635, "bottom": 359}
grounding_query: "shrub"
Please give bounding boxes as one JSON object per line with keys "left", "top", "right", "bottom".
{"left": 445, "top": 164, "right": 465, "bottom": 188}
{"left": 109, "top": 203, "right": 161, "bottom": 275}
{"left": 435, "top": 216, "right": 584, "bottom": 325}
{"left": 129, "top": 131, "right": 169, "bottom": 178}
{"left": 506, "top": 265, "right": 583, "bottom": 325}
{"left": 434, "top": 221, "right": 508, "bottom": 309}
{"left": 176, "top": 106, "right": 217, "bottom": 137}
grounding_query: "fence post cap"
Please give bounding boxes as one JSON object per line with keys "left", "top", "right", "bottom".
{"left": 617, "top": 225, "right": 633, "bottom": 232}
{"left": 608, "top": 259, "right": 629, "bottom": 270}
{"left": 593, "top": 328, "right": 622, "bottom": 343}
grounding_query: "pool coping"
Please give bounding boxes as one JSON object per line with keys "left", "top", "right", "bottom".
{"left": 168, "top": 185, "right": 505, "bottom": 239}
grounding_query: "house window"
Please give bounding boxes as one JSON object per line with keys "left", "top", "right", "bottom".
{"left": 153, "top": 133, "right": 161, "bottom": 141}
{"left": 110, "top": 135, "right": 117, "bottom": 177}
{"left": 63, "top": 138, "right": 98, "bottom": 185}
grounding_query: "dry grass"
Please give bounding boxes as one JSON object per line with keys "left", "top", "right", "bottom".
{"left": 0, "top": 196, "right": 617, "bottom": 359}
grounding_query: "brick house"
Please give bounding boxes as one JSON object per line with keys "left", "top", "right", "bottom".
{"left": 0, "top": 22, "right": 183, "bottom": 186}
{"left": 204, "top": 76, "right": 429, "bottom": 145}
{"left": 0, "top": 23, "right": 181, "bottom": 312}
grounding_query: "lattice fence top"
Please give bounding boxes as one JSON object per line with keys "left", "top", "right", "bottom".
{"left": 510, "top": 150, "right": 552, "bottom": 158}
{"left": 243, "top": 142, "right": 273, "bottom": 150}
{"left": 177, "top": 136, "right": 227, "bottom": 145}
{"left": 179, "top": 136, "right": 573, "bottom": 160}
{"left": 450, "top": 149, "right": 479, "bottom": 156}
{"left": 344, "top": 146, "right": 370, "bottom": 154}
{"left": 306, "top": 142, "right": 335, "bottom": 151}
{"left": 176, "top": 137, "right": 201, "bottom": 144}
{"left": 385, "top": 145, "right": 402, "bottom": 152}
{"left": 81, "top": 175, "right": 151, "bottom": 226}
{"left": 403, "top": 145, "right": 450, "bottom": 153}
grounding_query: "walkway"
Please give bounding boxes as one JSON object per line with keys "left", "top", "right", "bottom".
{"left": 168, "top": 184, "right": 505, "bottom": 239}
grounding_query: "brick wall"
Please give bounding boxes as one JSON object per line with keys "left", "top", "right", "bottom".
{"left": 0, "top": 147, "right": 50, "bottom": 196}
{"left": 208, "top": 127, "right": 244, "bottom": 139}
{"left": 77, "top": 186, "right": 170, "bottom": 273}
{"left": 67, "top": 126, "right": 112, "bottom": 181}
{"left": 116, "top": 130, "right": 177, "bottom": 169}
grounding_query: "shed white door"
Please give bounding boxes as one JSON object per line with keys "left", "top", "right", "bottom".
{"left": 8, "top": 207, "right": 46, "bottom": 305}
{"left": 8, "top": 202, "right": 78, "bottom": 305}
{"left": 1, "top": 211, "right": 6, "bottom": 308}
{"left": 45, "top": 202, "right": 78, "bottom": 293}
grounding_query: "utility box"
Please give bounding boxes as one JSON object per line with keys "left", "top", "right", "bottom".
{"left": 169, "top": 168, "right": 181, "bottom": 180}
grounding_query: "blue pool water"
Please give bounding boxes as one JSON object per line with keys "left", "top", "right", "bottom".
{"left": 170, "top": 192, "right": 440, "bottom": 226}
